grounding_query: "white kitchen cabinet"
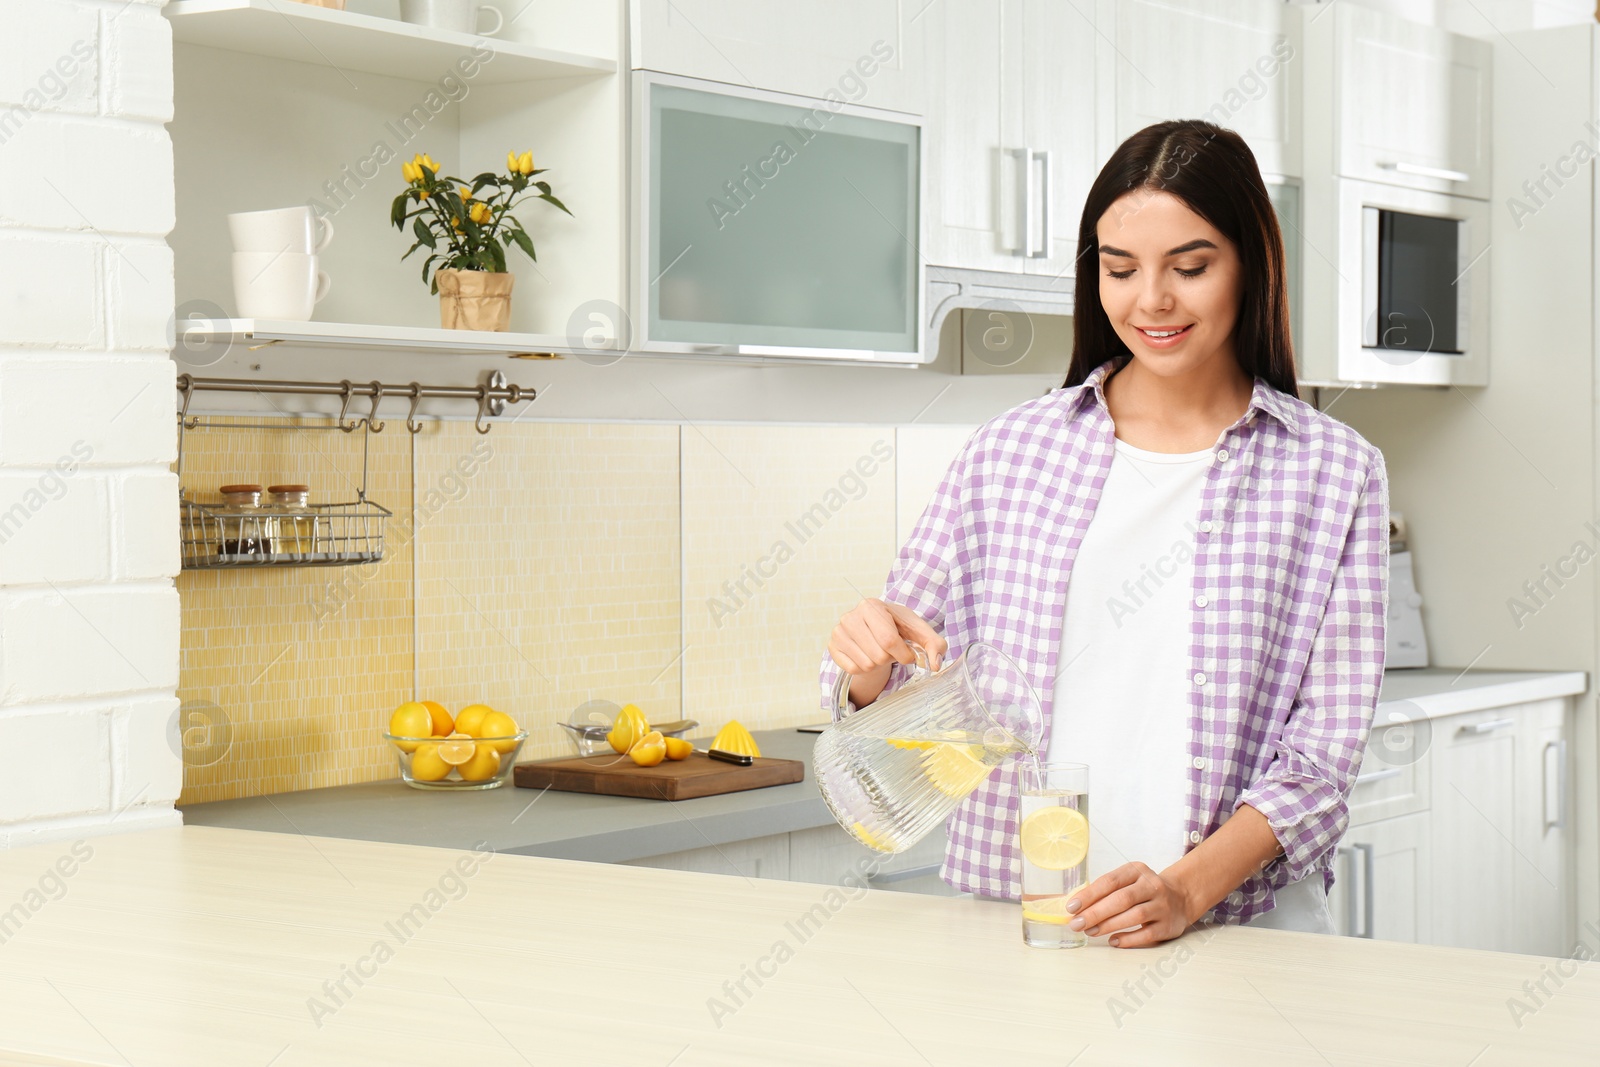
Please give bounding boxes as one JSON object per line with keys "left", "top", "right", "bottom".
{"left": 1424, "top": 700, "right": 1571, "bottom": 955}
{"left": 629, "top": 0, "right": 924, "bottom": 114}
{"left": 1330, "top": 811, "right": 1432, "bottom": 944}
{"left": 1110, "top": 0, "right": 1301, "bottom": 180}
{"left": 1328, "top": 695, "right": 1573, "bottom": 954}
{"left": 1017, "top": 0, "right": 1101, "bottom": 277}
{"left": 1428, "top": 707, "right": 1523, "bottom": 952}
{"left": 1310, "top": 2, "right": 1492, "bottom": 199}
{"left": 919, "top": 0, "right": 1097, "bottom": 276}
{"left": 622, "top": 831, "right": 791, "bottom": 880}
{"left": 1513, "top": 699, "right": 1570, "bottom": 958}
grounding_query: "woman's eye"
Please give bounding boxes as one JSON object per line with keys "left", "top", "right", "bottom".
{"left": 1106, "top": 268, "right": 1134, "bottom": 279}
{"left": 1176, "top": 265, "right": 1208, "bottom": 278}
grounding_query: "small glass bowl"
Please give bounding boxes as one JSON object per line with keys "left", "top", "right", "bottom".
{"left": 383, "top": 732, "right": 528, "bottom": 790}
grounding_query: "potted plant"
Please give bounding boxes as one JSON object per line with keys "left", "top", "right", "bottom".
{"left": 390, "top": 150, "right": 571, "bottom": 331}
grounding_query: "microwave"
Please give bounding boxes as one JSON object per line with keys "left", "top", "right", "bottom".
{"left": 628, "top": 71, "right": 926, "bottom": 365}
{"left": 1331, "top": 179, "right": 1490, "bottom": 386}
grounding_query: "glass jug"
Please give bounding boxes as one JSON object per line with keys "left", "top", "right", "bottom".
{"left": 815, "top": 641, "right": 1043, "bottom": 854}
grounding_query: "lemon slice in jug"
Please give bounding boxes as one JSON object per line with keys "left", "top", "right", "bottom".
{"left": 920, "top": 741, "right": 990, "bottom": 798}
{"left": 1019, "top": 807, "right": 1089, "bottom": 871}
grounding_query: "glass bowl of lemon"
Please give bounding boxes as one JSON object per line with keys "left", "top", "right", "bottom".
{"left": 384, "top": 700, "right": 528, "bottom": 791}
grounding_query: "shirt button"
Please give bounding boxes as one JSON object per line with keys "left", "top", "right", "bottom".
{"left": 1214, "top": 449, "right": 1229, "bottom": 463}
{"left": 1193, "top": 672, "right": 1207, "bottom": 686}
{"left": 1189, "top": 830, "right": 1203, "bottom": 844}
{"left": 1192, "top": 756, "right": 1206, "bottom": 770}
{"left": 1199, "top": 520, "right": 1214, "bottom": 534}
{"left": 1195, "top": 594, "right": 1209, "bottom": 607}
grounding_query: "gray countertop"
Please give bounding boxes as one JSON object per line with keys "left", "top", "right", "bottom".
{"left": 180, "top": 668, "right": 1587, "bottom": 862}
{"left": 180, "top": 727, "right": 835, "bottom": 862}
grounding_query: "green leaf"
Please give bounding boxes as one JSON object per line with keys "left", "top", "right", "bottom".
{"left": 540, "top": 192, "right": 572, "bottom": 216}
{"left": 390, "top": 195, "right": 407, "bottom": 229}
{"left": 534, "top": 181, "right": 551, "bottom": 194}
{"left": 508, "top": 226, "right": 537, "bottom": 263}
{"left": 488, "top": 241, "right": 506, "bottom": 272}
{"left": 412, "top": 217, "right": 436, "bottom": 249}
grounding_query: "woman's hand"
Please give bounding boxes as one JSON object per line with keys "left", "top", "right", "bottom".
{"left": 828, "top": 599, "right": 947, "bottom": 709}
{"left": 1065, "top": 862, "right": 1197, "bottom": 948}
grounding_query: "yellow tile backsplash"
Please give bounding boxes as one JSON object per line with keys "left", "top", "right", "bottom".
{"left": 176, "top": 417, "right": 898, "bottom": 804}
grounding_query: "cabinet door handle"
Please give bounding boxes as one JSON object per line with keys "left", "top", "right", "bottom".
{"left": 1018, "top": 147, "right": 1035, "bottom": 258}
{"left": 1544, "top": 739, "right": 1568, "bottom": 831}
{"left": 1378, "top": 160, "right": 1471, "bottom": 183}
{"left": 1030, "top": 149, "right": 1052, "bottom": 259}
{"left": 1354, "top": 767, "right": 1403, "bottom": 787}
{"left": 1355, "top": 841, "right": 1376, "bottom": 939}
{"left": 1336, "top": 845, "right": 1358, "bottom": 935}
{"left": 1458, "top": 717, "right": 1516, "bottom": 736}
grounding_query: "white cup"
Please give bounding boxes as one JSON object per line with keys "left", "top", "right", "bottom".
{"left": 232, "top": 252, "right": 331, "bottom": 320}
{"left": 398, "top": 0, "right": 502, "bottom": 35}
{"left": 229, "top": 206, "right": 334, "bottom": 255}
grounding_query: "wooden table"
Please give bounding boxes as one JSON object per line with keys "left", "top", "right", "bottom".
{"left": 0, "top": 826, "right": 1594, "bottom": 1065}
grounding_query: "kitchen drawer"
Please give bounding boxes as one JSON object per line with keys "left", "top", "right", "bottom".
{"left": 1348, "top": 721, "right": 1431, "bottom": 827}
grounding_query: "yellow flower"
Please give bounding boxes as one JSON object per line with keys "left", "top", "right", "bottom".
{"left": 507, "top": 150, "right": 519, "bottom": 173}
{"left": 517, "top": 151, "right": 533, "bottom": 174}
{"left": 419, "top": 153, "right": 439, "bottom": 173}
{"left": 459, "top": 186, "right": 472, "bottom": 200}
{"left": 401, "top": 160, "right": 419, "bottom": 183}
{"left": 469, "top": 202, "right": 492, "bottom": 225}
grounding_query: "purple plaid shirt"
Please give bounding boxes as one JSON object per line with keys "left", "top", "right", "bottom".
{"left": 818, "top": 355, "right": 1389, "bottom": 925}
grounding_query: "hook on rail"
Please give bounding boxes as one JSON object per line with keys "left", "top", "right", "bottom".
{"left": 405, "top": 383, "right": 424, "bottom": 434}
{"left": 336, "top": 380, "right": 360, "bottom": 432}
{"left": 366, "top": 381, "right": 385, "bottom": 434}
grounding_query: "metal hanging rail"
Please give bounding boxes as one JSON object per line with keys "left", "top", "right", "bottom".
{"left": 175, "top": 370, "right": 535, "bottom": 436}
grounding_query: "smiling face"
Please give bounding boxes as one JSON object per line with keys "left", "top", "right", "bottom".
{"left": 1096, "top": 189, "right": 1243, "bottom": 376}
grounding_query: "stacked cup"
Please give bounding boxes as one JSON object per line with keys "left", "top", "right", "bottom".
{"left": 228, "top": 206, "right": 334, "bottom": 320}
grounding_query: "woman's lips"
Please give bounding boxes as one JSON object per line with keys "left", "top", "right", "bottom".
{"left": 1134, "top": 323, "right": 1194, "bottom": 348}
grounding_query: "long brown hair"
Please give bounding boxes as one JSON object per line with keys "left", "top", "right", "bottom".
{"left": 1062, "top": 120, "right": 1298, "bottom": 398}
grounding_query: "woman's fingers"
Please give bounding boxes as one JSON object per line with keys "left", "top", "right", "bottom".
{"left": 829, "top": 630, "right": 876, "bottom": 676}
{"left": 882, "top": 600, "right": 948, "bottom": 670}
{"left": 1073, "top": 882, "right": 1147, "bottom": 934}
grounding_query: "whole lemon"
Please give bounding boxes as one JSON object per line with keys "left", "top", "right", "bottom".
{"left": 454, "top": 704, "right": 495, "bottom": 737}
{"left": 478, "top": 710, "right": 520, "bottom": 754}
{"left": 457, "top": 743, "right": 501, "bottom": 782}
{"left": 409, "top": 741, "right": 452, "bottom": 782}
{"left": 389, "top": 702, "right": 433, "bottom": 752}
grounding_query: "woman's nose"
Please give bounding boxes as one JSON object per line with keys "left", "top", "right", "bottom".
{"left": 1138, "top": 274, "right": 1175, "bottom": 315}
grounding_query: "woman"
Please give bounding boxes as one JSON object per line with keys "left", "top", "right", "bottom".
{"left": 818, "top": 120, "right": 1389, "bottom": 947}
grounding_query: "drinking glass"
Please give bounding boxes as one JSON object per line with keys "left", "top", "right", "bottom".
{"left": 1017, "top": 760, "right": 1090, "bottom": 948}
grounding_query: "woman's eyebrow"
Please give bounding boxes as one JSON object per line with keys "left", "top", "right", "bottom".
{"left": 1096, "top": 238, "right": 1218, "bottom": 258}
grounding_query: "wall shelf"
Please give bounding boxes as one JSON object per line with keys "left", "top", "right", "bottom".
{"left": 165, "top": 0, "right": 617, "bottom": 84}
{"left": 179, "top": 317, "right": 601, "bottom": 361}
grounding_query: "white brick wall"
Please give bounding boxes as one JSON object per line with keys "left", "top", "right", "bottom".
{"left": 0, "top": 0, "right": 181, "bottom": 846}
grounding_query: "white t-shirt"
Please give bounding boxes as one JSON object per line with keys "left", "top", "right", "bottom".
{"left": 1046, "top": 435, "right": 1211, "bottom": 882}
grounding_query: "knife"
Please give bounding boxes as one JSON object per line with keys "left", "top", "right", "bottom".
{"left": 707, "top": 747, "right": 754, "bottom": 766}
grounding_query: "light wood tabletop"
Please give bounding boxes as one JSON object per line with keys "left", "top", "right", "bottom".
{"left": 0, "top": 826, "right": 1593, "bottom": 1065}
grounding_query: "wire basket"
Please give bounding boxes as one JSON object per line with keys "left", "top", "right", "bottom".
{"left": 180, "top": 498, "right": 390, "bottom": 569}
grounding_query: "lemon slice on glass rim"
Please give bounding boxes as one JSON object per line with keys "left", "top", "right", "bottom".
{"left": 1019, "top": 806, "right": 1089, "bottom": 871}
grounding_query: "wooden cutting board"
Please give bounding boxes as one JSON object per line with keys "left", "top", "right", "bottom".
{"left": 513, "top": 750, "right": 804, "bottom": 800}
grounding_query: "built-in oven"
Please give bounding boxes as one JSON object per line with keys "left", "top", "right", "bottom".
{"left": 1334, "top": 179, "right": 1489, "bottom": 386}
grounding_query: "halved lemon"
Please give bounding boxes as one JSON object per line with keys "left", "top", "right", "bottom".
{"left": 435, "top": 731, "right": 477, "bottom": 767}
{"left": 1019, "top": 806, "right": 1089, "bottom": 871}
